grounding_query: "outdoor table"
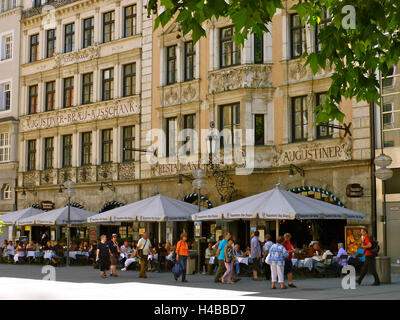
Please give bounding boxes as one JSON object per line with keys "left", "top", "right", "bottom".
{"left": 44, "top": 251, "right": 55, "bottom": 260}
{"left": 166, "top": 253, "right": 174, "bottom": 261}
{"left": 303, "top": 258, "right": 314, "bottom": 271}
{"left": 236, "top": 257, "right": 249, "bottom": 265}
{"left": 27, "top": 251, "right": 43, "bottom": 258}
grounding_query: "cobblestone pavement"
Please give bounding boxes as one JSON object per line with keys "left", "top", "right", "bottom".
{"left": 1, "top": 264, "right": 399, "bottom": 299}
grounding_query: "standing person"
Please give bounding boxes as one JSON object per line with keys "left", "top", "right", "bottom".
{"left": 282, "top": 233, "right": 297, "bottom": 288}
{"left": 205, "top": 242, "right": 216, "bottom": 275}
{"left": 262, "top": 234, "right": 273, "bottom": 280}
{"left": 357, "top": 228, "right": 380, "bottom": 286}
{"left": 250, "top": 231, "right": 261, "bottom": 281}
{"left": 41, "top": 230, "right": 49, "bottom": 246}
{"left": 108, "top": 234, "right": 120, "bottom": 277}
{"left": 220, "top": 238, "right": 235, "bottom": 284}
{"left": 96, "top": 235, "right": 111, "bottom": 278}
{"left": 268, "top": 236, "right": 289, "bottom": 289}
{"left": 175, "top": 234, "right": 190, "bottom": 282}
{"left": 136, "top": 232, "right": 152, "bottom": 278}
{"left": 214, "top": 232, "right": 231, "bottom": 283}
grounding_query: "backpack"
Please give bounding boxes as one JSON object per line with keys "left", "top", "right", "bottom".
{"left": 368, "top": 239, "right": 380, "bottom": 255}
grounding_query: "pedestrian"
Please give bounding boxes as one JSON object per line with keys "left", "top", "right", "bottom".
{"left": 262, "top": 234, "right": 273, "bottom": 280}
{"left": 221, "top": 238, "right": 235, "bottom": 284}
{"left": 108, "top": 234, "right": 120, "bottom": 277}
{"left": 41, "top": 230, "right": 49, "bottom": 246}
{"left": 250, "top": 231, "right": 261, "bottom": 281}
{"left": 205, "top": 242, "right": 216, "bottom": 275}
{"left": 357, "top": 228, "right": 380, "bottom": 286}
{"left": 175, "top": 233, "right": 190, "bottom": 282}
{"left": 96, "top": 235, "right": 111, "bottom": 278}
{"left": 214, "top": 232, "right": 231, "bottom": 283}
{"left": 136, "top": 232, "right": 152, "bottom": 278}
{"left": 282, "top": 233, "right": 297, "bottom": 288}
{"left": 268, "top": 236, "right": 289, "bottom": 289}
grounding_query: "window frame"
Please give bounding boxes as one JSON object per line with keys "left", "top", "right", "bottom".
{"left": 3, "top": 184, "right": 11, "bottom": 200}
{"left": 316, "top": 92, "right": 333, "bottom": 139}
{"left": 81, "top": 131, "right": 92, "bottom": 166}
{"left": 122, "top": 125, "right": 135, "bottom": 162}
{"left": 44, "top": 137, "right": 54, "bottom": 170}
{"left": 166, "top": 117, "right": 177, "bottom": 157}
{"left": 124, "top": 5, "right": 137, "bottom": 38}
{"left": 220, "top": 25, "right": 241, "bottom": 68}
{"left": 123, "top": 63, "right": 136, "bottom": 97}
{"left": 62, "top": 134, "right": 73, "bottom": 168}
{"left": 254, "top": 114, "right": 265, "bottom": 145}
{"left": 290, "top": 13, "right": 306, "bottom": 59}
{"left": 64, "top": 23, "right": 75, "bottom": 53}
{"left": 63, "top": 77, "right": 74, "bottom": 108}
{"left": 103, "top": 11, "right": 115, "bottom": 43}
{"left": 218, "top": 102, "right": 241, "bottom": 148}
{"left": 253, "top": 33, "right": 264, "bottom": 64}
{"left": 184, "top": 41, "right": 195, "bottom": 81}
{"left": 46, "top": 29, "right": 56, "bottom": 58}
{"left": 27, "top": 139, "right": 36, "bottom": 171}
{"left": 101, "top": 129, "right": 113, "bottom": 164}
{"left": 183, "top": 113, "right": 195, "bottom": 155}
{"left": 315, "top": 8, "right": 331, "bottom": 53}
{"left": 81, "top": 72, "right": 93, "bottom": 104}
{"left": 3, "top": 34, "right": 12, "bottom": 60}
{"left": 1, "top": 82, "right": 11, "bottom": 111}
{"left": 291, "top": 96, "right": 308, "bottom": 142}
{"left": 29, "top": 34, "right": 39, "bottom": 62}
{"left": 83, "top": 17, "right": 94, "bottom": 49}
{"left": 102, "top": 68, "right": 114, "bottom": 101}
{"left": 28, "top": 84, "right": 38, "bottom": 114}
{"left": 0, "top": 132, "right": 10, "bottom": 162}
{"left": 166, "top": 45, "right": 177, "bottom": 85}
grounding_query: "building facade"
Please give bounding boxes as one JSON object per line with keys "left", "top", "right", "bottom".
{"left": 0, "top": 0, "right": 22, "bottom": 241}
{"left": 16, "top": 0, "right": 153, "bottom": 241}
{"left": 147, "top": 0, "right": 373, "bottom": 247}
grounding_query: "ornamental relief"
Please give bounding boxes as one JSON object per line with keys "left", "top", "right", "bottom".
{"left": 97, "top": 164, "right": 115, "bottom": 181}
{"left": 288, "top": 60, "right": 334, "bottom": 82}
{"left": 58, "top": 168, "right": 75, "bottom": 184}
{"left": 208, "top": 65, "right": 272, "bottom": 94}
{"left": 40, "top": 170, "right": 55, "bottom": 185}
{"left": 161, "top": 81, "right": 199, "bottom": 107}
{"left": 78, "top": 166, "right": 96, "bottom": 183}
{"left": 23, "top": 171, "right": 37, "bottom": 187}
{"left": 118, "top": 162, "right": 135, "bottom": 180}
{"left": 54, "top": 45, "right": 100, "bottom": 67}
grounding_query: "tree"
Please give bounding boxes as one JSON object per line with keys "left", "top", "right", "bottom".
{"left": 147, "top": 0, "right": 400, "bottom": 124}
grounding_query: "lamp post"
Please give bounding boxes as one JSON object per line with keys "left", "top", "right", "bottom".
{"left": 60, "top": 180, "right": 74, "bottom": 266}
{"left": 192, "top": 167, "right": 206, "bottom": 273}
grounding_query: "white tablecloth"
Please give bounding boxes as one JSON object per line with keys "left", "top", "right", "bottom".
{"left": 44, "top": 251, "right": 55, "bottom": 259}
{"left": 236, "top": 257, "right": 249, "bottom": 265}
{"left": 66, "top": 251, "right": 89, "bottom": 259}
{"left": 166, "top": 253, "right": 175, "bottom": 261}
{"left": 27, "top": 251, "right": 43, "bottom": 258}
{"left": 291, "top": 257, "right": 314, "bottom": 271}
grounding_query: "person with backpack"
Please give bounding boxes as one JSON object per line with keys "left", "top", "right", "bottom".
{"left": 357, "top": 228, "right": 380, "bottom": 286}
{"left": 175, "top": 233, "right": 190, "bottom": 282}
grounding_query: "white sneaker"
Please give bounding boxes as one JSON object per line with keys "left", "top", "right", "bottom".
{"left": 121, "top": 267, "right": 127, "bottom": 271}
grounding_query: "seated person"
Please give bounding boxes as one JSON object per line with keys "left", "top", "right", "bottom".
{"left": 52, "top": 241, "right": 64, "bottom": 264}
{"left": 333, "top": 243, "right": 348, "bottom": 266}
{"left": 313, "top": 247, "right": 334, "bottom": 273}
{"left": 6, "top": 241, "right": 15, "bottom": 262}
{"left": 156, "top": 242, "right": 167, "bottom": 271}
{"left": 307, "top": 242, "right": 322, "bottom": 258}
{"left": 88, "top": 241, "right": 97, "bottom": 263}
{"left": 13, "top": 241, "right": 25, "bottom": 264}
{"left": 233, "top": 244, "right": 246, "bottom": 275}
{"left": 205, "top": 242, "right": 216, "bottom": 275}
{"left": 25, "top": 241, "right": 34, "bottom": 251}
{"left": 348, "top": 248, "right": 365, "bottom": 271}
{"left": 119, "top": 240, "right": 132, "bottom": 264}
{"left": 79, "top": 241, "right": 89, "bottom": 252}
{"left": 69, "top": 240, "right": 78, "bottom": 251}
{"left": 121, "top": 247, "right": 138, "bottom": 271}
{"left": 33, "top": 242, "right": 41, "bottom": 251}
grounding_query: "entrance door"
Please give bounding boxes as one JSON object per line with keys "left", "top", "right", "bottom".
{"left": 236, "top": 220, "right": 250, "bottom": 249}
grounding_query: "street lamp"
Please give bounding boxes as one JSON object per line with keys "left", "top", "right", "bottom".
{"left": 59, "top": 180, "right": 74, "bottom": 266}
{"left": 207, "top": 130, "right": 218, "bottom": 168}
{"left": 192, "top": 167, "right": 206, "bottom": 274}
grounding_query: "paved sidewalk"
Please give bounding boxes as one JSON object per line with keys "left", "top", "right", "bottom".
{"left": 1, "top": 264, "right": 400, "bottom": 299}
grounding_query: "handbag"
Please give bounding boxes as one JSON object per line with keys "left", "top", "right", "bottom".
{"left": 138, "top": 239, "right": 148, "bottom": 259}
{"left": 265, "top": 253, "right": 271, "bottom": 265}
{"left": 172, "top": 261, "right": 183, "bottom": 278}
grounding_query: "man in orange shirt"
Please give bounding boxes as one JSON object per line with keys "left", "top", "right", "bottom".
{"left": 357, "top": 228, "right": 380, "bottom": 286}
{"left": 176, "top": 233, "right": 190, "bottom": 282}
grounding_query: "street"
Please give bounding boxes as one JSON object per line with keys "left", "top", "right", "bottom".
{"left": 1, "top": 264, "right": 400, "bottom": 300}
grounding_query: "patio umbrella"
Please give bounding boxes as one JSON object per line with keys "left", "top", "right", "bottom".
{"left": 191, "top": 184, "right": 365, "bottom": 221}
{"left": 87, "top": 194, "right": 207, "bottom": 223}
{"left": 17, "top": 206, "right": 96, "bottom": 226}
{"left": 0, "top": 207, "right": 43, "bottom": 225}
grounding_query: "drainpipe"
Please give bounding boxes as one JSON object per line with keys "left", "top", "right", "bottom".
{"left": 369, "top": 97, "right": 377, "bottom": 237}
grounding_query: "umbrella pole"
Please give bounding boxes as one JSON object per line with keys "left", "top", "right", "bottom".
{"left": 275, "top": 220, "right": 279, "bottom": 240}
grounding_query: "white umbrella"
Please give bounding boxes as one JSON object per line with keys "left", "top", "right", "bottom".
{"left": 0, "top": 207, "right": 43, "bottom": 225}
{"left": 17, "top": 206, "right": 96, "bottom": 226}
{"left": 192, "top": 184, "right": 365, "bottom": 221}
{"left": 88, "top": 194, "right": 207, "bottom": 223}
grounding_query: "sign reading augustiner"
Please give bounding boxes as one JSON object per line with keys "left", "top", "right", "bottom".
{"left": 272, "top": 138, "right": 352, "bottom": 166}
{"left": 20, "top": 97, "right": 140, "bottom": 132}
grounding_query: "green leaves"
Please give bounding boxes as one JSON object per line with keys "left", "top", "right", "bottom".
{"left": 148, "top": 0, "right": 400, "bottom": 124}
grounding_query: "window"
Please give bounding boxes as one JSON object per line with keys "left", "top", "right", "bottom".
{"left": 64, "top": 23, "right": 74, "bottom": 53}
{"left": 0, "top": 132, "right": 10, "bottom": 162}
{"left": 124, "top": 5, "right": 136, "bottom": 37}
{"left": 28, "top": 85, "right": 38, "bottom": 114}
{"left": 46, "top": 29, "right": 56, "bottom": 58}
{"left": 184, "top": 41, "right": 195, "bottom": 81}
{"left": 0, "top": 82, "right": 11, "bottom": 110}
{"left": 45, "top": 81, "right": 55, "bottom": 111}
{"left": 103, "top": 11, "right": 115, "bottom": 43}
{"left": 102, "top": 129, "right": 113, "bottom": 163}
{"left": 166, "top": 117, "right": 177, "bottom": 157}
{"left": 122, "top": 126, "right": 135, "bottom": 162}
{"left": 83, "top": 17, "right": 94, "bottom": 48}
{"left": 102, "top": 68, "right": 114, "bottom": 101}
{"left": 316, "top": 92, "right": 333, "bottom": 139}
{"left": 2, "top": 34, "right": 12, "bottom": 60}
{"left": 382, "top": 65, "right": 395, "bottom": 88}
{"left": 290, "top": 14, "right": 306, "bottom": 59}
{"left": 27, "top": 139, "right": 36, "bottom": 171}
{"left": 81, "top": 132, "right": 92, "bottom": 165}
{"left": 254, "top": 33, "right": 263, "bottom": 64}
{"left": 166, "top": 45, "right": 176, "bottom": 85}
{"left": 291, "top": 96, "right": 308, "bottom": 142}
{"left": 220, "top": 26, "right": 241, "bottom": 68}
{"left": 29, "top": 34, "right": 39, "bottom": 62}
{"left": 44, "top": 137, "right": 54, "bottom": 169}
{"left": 82, "top": 73, "right": 93, "bottom": 104}
{"left": 62, "top": 134, "right": 72, "bottom": 168}
{"left": 3, "top": 184, "right": 11, "bottom": 200}
{"left": 254, "top": 114, "right": 265, "bottom": 145}
{"left": 63, "top": 77, "right": 74, "bottom": 108}
{"left": 123, "top": 63, "right": 136, "bottom": 97}
{"left": 33, "top": 0, "right": 41, "bottom": 8}
{"left": 183, "top": 114, "right": 195, "bottom": 155}
{"left": 219, "top": 103, "right": 240, "bottom": 148}
{"left": 315, "top": 8, "right": 331, "bottom": 52}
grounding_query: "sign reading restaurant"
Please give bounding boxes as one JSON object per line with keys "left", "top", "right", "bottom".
{"left": 20, "top": 97, "right": 140, "bottom": 132}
